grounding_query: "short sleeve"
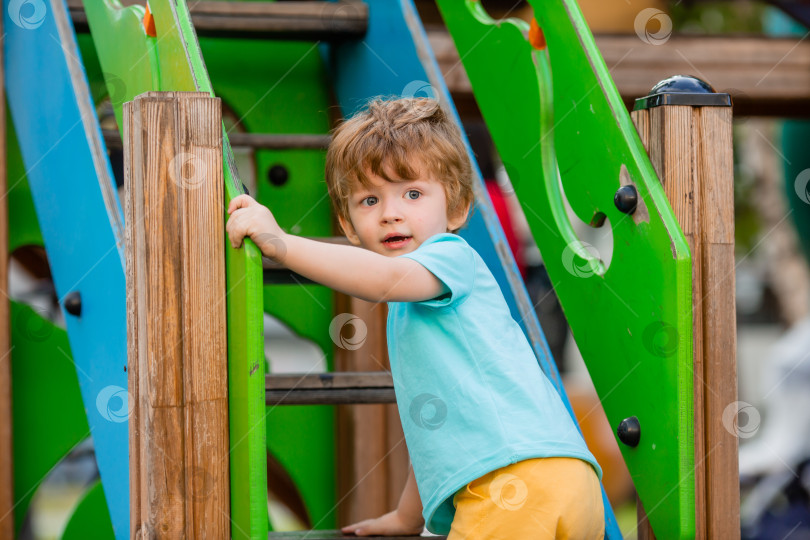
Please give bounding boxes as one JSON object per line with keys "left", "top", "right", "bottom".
{"left": 399, "top": 233, "right": 476, "bottom": 308}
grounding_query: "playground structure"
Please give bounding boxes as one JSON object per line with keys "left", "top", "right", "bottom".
{"left": 0, "top": 0, "right": 745, "bottom": 539}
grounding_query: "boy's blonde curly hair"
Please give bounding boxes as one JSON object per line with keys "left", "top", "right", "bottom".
{"left": 325, "top": 97, "right": 474, "bottom": 233}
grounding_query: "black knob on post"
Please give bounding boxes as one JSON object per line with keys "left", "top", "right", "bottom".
{"left": 614, "top": 185, "right": 638, "bottom": 215}
{"left": 64, "top": 291, "right": 82, "bottom": 317}
{"left": 617, "top": 416, "right": 641, "bottom": 447}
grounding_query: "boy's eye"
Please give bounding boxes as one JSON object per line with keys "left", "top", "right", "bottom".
{"left": 406, "top": 190, "right": 421, "bottom": 200}
{"left": 362, "top": 196, "right": 378, "bottom": 206}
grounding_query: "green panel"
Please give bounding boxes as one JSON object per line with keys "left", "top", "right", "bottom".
{"left": 10, "top": 302, "right": 90, "bottom": 535}
{"left": 201, "top": 36, "right": 338, "bottom": 528}
{"left": 82, "top": 3, "right": 268, "bottom": 538}
{"left": 61, "top": 480, "right": 115, "bottom": 540}
{"left": 434, "top": 2, "right": 694, "bottom": 538}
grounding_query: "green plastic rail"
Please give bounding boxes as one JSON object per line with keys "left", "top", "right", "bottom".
{"left": 435, "top": 1, "right": 695, "bottom": 538}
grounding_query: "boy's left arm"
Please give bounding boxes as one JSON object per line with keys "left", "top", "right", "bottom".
{"left": 225, "top": 195, "right": 446, "bottom": 304}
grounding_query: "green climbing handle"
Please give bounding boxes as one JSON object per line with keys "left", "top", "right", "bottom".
{"left": 435, "top": 1, "right": 695, "bottom": 537}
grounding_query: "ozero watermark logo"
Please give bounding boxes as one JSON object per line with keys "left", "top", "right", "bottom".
{"left": 254, "top": 232, "right": 288, "bottom": 260}
{"left": 16, "top": 305, "right": 54, "bottom": 342}
{"left": 642, "top": 321, "right": 680, "bottom": 358}
{"left": 401, "top": 80, "right": 440, "bottom": 116}
{"left": 169, "top": 152, "right": 206, "bottom": 191}
{"left": 722, "top": 401, "right": 761, "bottom": 439}
{"left": 103, "top": 72, "right": 128, "bottom": 107}
{"left": 177, "top": 465, "right": 214, "bottom": 502}
{"left": 409, "top": 393, "right": 447, "bottom": 430}
{"left": 402, "top": 80, "right": 436, "bottom": 100}
{"left": 634, "top": 8, "right": 672, "bottom": 46}
{"left": 8, "top": 0, "right": 46, "bottom": 30}
{"left": 328, "top": 313, "right": 367, "bottom": 350}
{"left": 561, "top": 240, "right": 600, "bottom": 278}
{"left": 489, "top": 473, "right": 529, "bottom": 511}
{"left": 96, "top": 385, "right": 133, "bottom": 423}
{"left": 795, "top": 168, "right": 810, "bottom": 205}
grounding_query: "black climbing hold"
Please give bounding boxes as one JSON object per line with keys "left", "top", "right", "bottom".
{"left": 617, "top": 416, "right": 641, "bottom": 447}
{"left": 267, "top": 164, "right": 289, "bottom": 187}
{"left": 614, "top": 185, "right": 638, "bottom": 215}
{"left": 64, "top": 291, "right": 82, "bottom": 317}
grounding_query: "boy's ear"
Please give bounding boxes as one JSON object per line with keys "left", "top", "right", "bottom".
{"left": 338, "top": 214, "right": 361, "bottom": 246}
{"left": 447, "top": 202, "right": 472, "bottom": 232}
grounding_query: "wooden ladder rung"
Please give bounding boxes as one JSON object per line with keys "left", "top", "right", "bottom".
{"left": 265, "top": 372, "right": 395, "bottom": 405}
{"left": 103, "top": 129, "right": 331, "bottom": 150}
{"left": 268, "top": 531, "right": 446, "bottom": 539}
{"left": 263, "top": 237, "right": 351, "bottom": 285}
{"left": 70, "top": 1, "right": 368, "bottom": 42}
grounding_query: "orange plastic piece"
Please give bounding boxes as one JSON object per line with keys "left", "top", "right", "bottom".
{"left": 143, "top": 3, "right": 156, "bottom": 37}
{"left": 528, "top": 19, "right": 546, "bottom": 50}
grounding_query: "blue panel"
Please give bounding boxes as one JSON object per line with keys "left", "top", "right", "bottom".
{"left": 327, "top": 1, "right": 621, "bottom": 537}
{"left": 4, "top": 0, "right": 128, "bottom": 537}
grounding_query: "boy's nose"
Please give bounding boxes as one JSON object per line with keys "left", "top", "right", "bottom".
{"left": 380, "top": 202, "right": 403, "bottom": 223}
{"left": 381, "top": 213, "right": 403, "bottom": 224}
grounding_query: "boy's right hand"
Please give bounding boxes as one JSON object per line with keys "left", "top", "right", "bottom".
{"left": 340, "top": 509, "right": 424, "bottom": 537}
{"left": 225, "top": 194, "right": 286, "bottom": 260}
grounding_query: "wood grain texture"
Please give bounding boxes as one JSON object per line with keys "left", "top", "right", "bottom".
{"left": 123, "top": 99, "right": 142, "bottom": 539}
{"left": 126, "top": 93, "right": 229, "bottom": 539}
{"left": 631, "top": 100, "right": 738, "bottom": 539}
{"left": 696, "top": 107, "right": 739, "bottom": 539}
{"left": 0, "top": 5, "right": 13, "bottom": 534}
{"left": 335, "top": 295, "right": 408, "bottom": 528}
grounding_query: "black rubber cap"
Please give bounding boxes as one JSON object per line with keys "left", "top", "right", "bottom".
{"left": 64, "top": 291, "right": 82, "bottom": 317}
{"left": 634, "top": 75, "right": 731, "bottom": 110}
{"left": 649, "top": 75, "right": 715, "bottom": 94}
{"left": 617, "top": 416, "right": 641, "bottom": 447}
{"left": 614, "top": 185, "right": 638, "bottom": 214}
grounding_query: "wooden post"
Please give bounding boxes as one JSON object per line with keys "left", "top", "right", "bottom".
{"left": 335, "top": 296, "right": 409, "bottom": 526}
{"left": 631, "top": 79, "right": 738, "bottom": 539}
{"left": 0, "top": 7, "right": 14, "bottom": 536}
{"left": 125, "top": 92, "right": 230, "bottom": 539}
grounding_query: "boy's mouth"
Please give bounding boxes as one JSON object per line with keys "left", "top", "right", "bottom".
{"left": 382, "top": 234, "right": 412, "bottom": 249}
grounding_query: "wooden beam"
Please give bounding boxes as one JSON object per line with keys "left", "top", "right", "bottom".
{"left": 335, "top": 296, "right": 409, "bottom": 530}
{"left": 125, "top": 92, "right": 230, "bottom": 539}
{"left": 68, "top": 1, "right": 810, "bottom": 116}
{"left": 0, "top": 5, "right": 13, "bottom": 536}
{"left": 265, "top": 371, "right": 396, "bottom": 405}
{"left": 70, "top": 0, "right": 368, "bottom": 41}
{"left": 430, "top": 32, "right": 810, "bottom": 118}
{"left": 104, "top": 129, "right": 331, "bottom": 151}
{"left": 632, "top": 91, "right": 739, "bottom": 538}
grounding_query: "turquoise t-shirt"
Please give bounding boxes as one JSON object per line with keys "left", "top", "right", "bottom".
{"left": 387, "top": 233, "right": 602, "bottom": 534}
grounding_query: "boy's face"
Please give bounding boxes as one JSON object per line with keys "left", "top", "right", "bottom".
{"left": 338, "top": 166, "right": 467, "bottom": 257}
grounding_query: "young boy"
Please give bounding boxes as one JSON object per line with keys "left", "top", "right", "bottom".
{"left": 226, "top": 98, "right": 605, "bottom": 539}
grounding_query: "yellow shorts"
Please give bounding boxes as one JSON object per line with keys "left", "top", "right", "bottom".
{"left": 448, "top": 457, "right": 605, "bottom": 540}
